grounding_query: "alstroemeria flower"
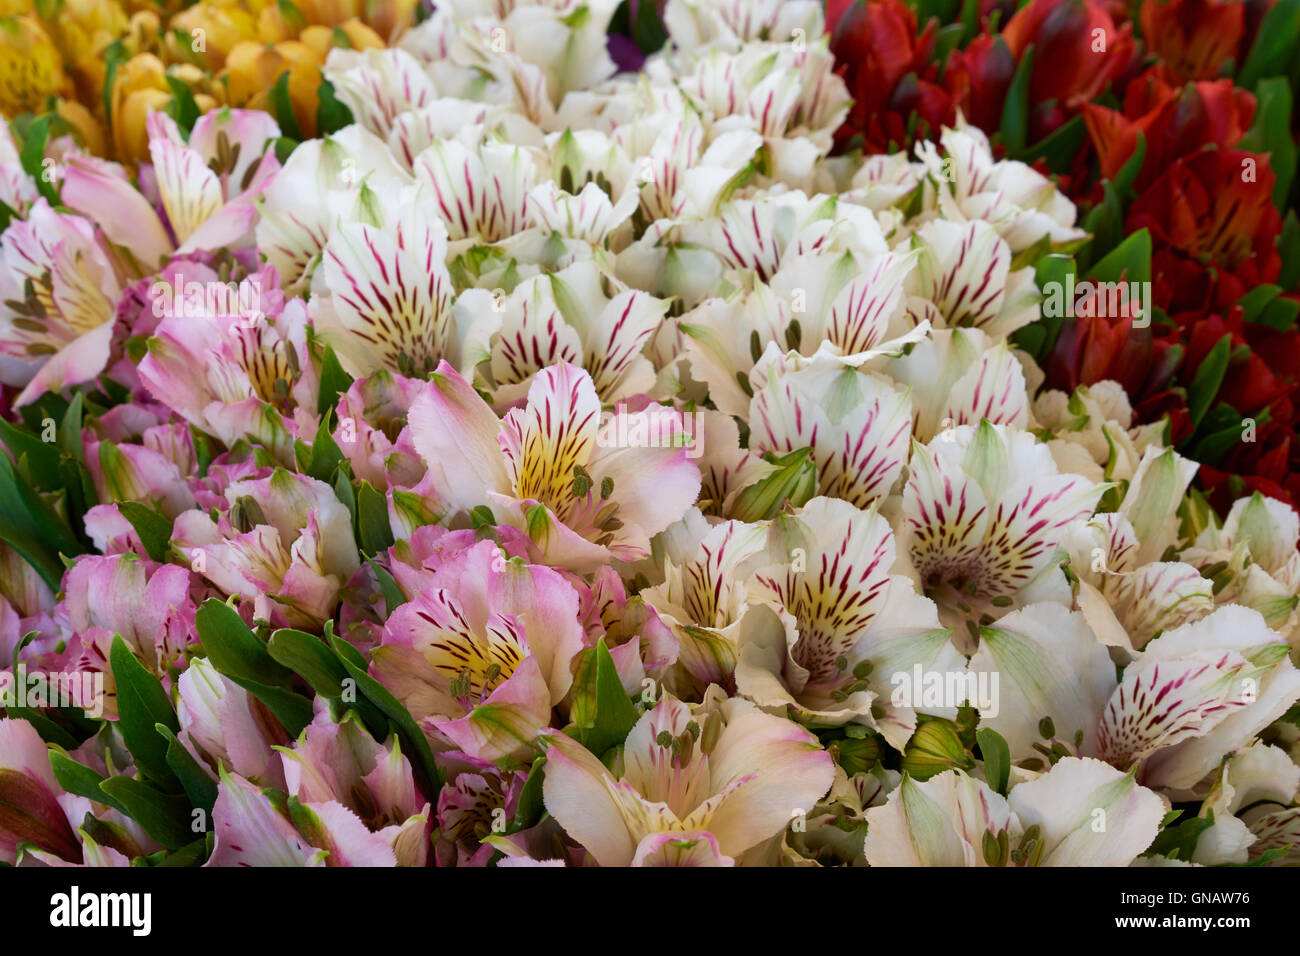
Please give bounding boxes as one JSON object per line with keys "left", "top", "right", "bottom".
{"left": 902, "top": 421, "right": 1104, "bottom": 642}
{"left": 370, "top": 538, "right": 586, "bottom": 763}
{"left": 255, "top": 125, "right": 413, "bottom": 290}
{"left": 0, "top": 200, "right": 121, "bottom": 406}
{"left": 410, "top": 137, "right": 538, "bottom": 248}
{"left": 901, "top": 218, "right": 1040, "bottom": 339}
{"left": 748, "top": 355, "right": 912, "bottom": 507}
{"left": 886, "top": 328, "right": 1030, "bottom": 442}
{"left": 307, "top": 183, "right": 471, "bottom": 380}
{"left": 62, "top": 109, "right": 280, "bottom": 267}
{"left": 1000, "top": 0, "right": 1137, "bottom": 135}
{"left": 864, "top": 757, "right": 1165, "bottom": 866}
{"left": 435, "top": 751, "right": 527, "bottom": 866}
{"left": 739, "top": 496, "right": 963, "bottom": 746}
{"left": 640, "top": 510, "right": 769, "bottom": 695}
{"left": 407, "top": 361, "right": 701, "bottom": 570}
{"left": 781, "top": 765, "right": 896, "bottom": 867}
{"left": 172, "top": 469, "right": 360, "bottom": 629}
{"left": 84, "top": 420, "right": 198, "bottom": 521}
{"left": 664, "top": 0, "right": 825, "bottom": 53}
{"left": 541, "top": 693, "right": 835, "bottom": 866}
{"left": 323, "top": 47, "right": 438, "bottom": 140}
{"left": 970, "top": 603, "right": 1300, "bottom": 794}
{"left": 1138, "top": 0, "right": 1246, "bottom": 82}
{"left": 1064, "top": 512, "right": 1214, "bottom": 651}
{"left": 0, "top": 717, "right": 83, "bottom": 865}
{"left": 206, "top": 769, "right": 326, "bottom": 867}
{"left": 178, "top": 657, "right": 289, "bottom": 789}
{"left": 138, "top": 287, "right": 315, "bottom": 463}
{"left": 675, "top": 42, "right": 849, "bottom": 188}
{"left": 58, "top": 553, "right": 198, "bottom": 719}
{"left": 1192, "top": 741, "right": 1299, "bottom": 865}
{"left": 1185, "top": 493, "right": 1300, "bottom": 645}
{"left": 278, "top": 711, "right": 432, "bottom": 867}
{"left": 1032, "top": 381, "right": 1167, "bottom": 483}
{"left": 916, "top": 121, "right": 1088, "bottom": 252}
{"left": 459, "top": 258, "right": 668, "bottom": 408}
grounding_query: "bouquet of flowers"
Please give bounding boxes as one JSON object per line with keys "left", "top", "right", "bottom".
{"left": 0, "top": 0, "right": 1297, "bottom": 870}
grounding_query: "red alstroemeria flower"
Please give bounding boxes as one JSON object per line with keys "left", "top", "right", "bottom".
{"left": 828, "top": 0, "right": 955, "bottom": 152}
{"left": 1082, "top": 71, "right": 1256, "bottom": 187}
{"left": 943, "top": 35, "right": 1017, "bottom": 133}
{"left": 1001, "top": 0, "right": 1138, "bottom": 140}
{"left": 1127, "top": 148, "right": 1282, "bottom": 312}
{"left": 1138, "top": 0, "right": 1246, "bottom": 81}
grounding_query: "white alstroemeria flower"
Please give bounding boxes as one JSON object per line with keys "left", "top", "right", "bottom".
{"left": 1193, "top": 742, "right": 1300, "bottom": 864}
{"left": 749, "top": 354, "right": 912, "bottom": 508}
{"left": 640, "top": 509, "right": 770, "bottom": 694}
{"left": 411, "top": 136, "right": 539, "bottom": 248}
{"left": 1120, "top": 606, "right": 1300, "bottom": 794}
{"left": 844, "top": 151, "right": 921, "bottom": 213}
{"left": 901, "top": 218, "right": 1040, "bottom": 339}
{"left": 970, "top": 603, "right": 1300, "bottom": 794}
{"left": 674, "top": 43, "right": 849, "bottom": 189}
{"left": 782, "top": 765, "right": 897, "bottom": 867}
{"left": 886, "top": 328, "right": 1030, "bottom": 442}
{"left": 739, "top": 496, "right": 963, "bottom": 747}
{"left": 388, "top": 100, "right": 547, "bottom": 171}
{"left": 915, "top": 120, "right": 1088, "bottom": 253}
{"left": 902, "top": 421, "right": 1104, "bottom": 643}
{"left": 307, "top": 184, "right": 465, "bottom": 379}
{"left": 1185, "top": 493, "right": 1300, "bottom": 642}
{"left": 1033, "top": 381, "right": 1166, "bottom": 483}
{"left": 864, "top": 757, "right": 1166, "bottom": 866}
{"left": 541, "top": 692, "right": 835, "bottom": 867}
{"left": 664, "top": 0, "right": 825, "bottom": 53}
{"left": 255, "top": 125, "right": 413, "bottom": 289}
{"left": 692, "top": 408, "right": 779, "bottom": 518}
{"left": 458, "top": 258, "right": 668, "bottom": 407}
{"left": 324, "top": 47, "right": 441, "bottom": 140}
{"left": 1064, "top": 512, "right": 1213, "bottom": 651}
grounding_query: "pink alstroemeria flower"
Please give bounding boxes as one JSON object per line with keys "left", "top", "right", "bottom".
{"left": 172, "top": 469, "right": 360, "bottom": 628}
{"left": 61, "top": 109, "right": 280, "bottom": 268}
{"left": 407, "top": 361, "right": 701, "bottom": 570}
{"left": 371, "top": 538, "right": 586, "bottom": 764}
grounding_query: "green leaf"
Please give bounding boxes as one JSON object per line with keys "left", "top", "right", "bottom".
{"left": 297, "top": 412, "right": 345, "bottom": 483}
{"left": 0, "top": 445, "right": 85, "bottom": 589}
{"left": 268, "top": 628, "right": 348, "bottom": 697}
{"left": 155, "top": 838, "right": 209, "bottom": 867}
{"left": 48, "top": 751, "right": 128, "bottom": 815}
{"left": 317, "top": 344, "right": 354, "bottom": 417}
{"left": 1087, "top": 227, "right": 1151, "bottom": 285}
{"left": 356, "top": 480, "right": 394, "bottom": 555}
{"left": 117, "top": 501, "right": 173, "bottom": 563}
{"left": 270, "top": 71, "right": 304, "bottom": 141}
{"left": 98, "top": 777, "right": 192, "bottom": 851}
{"left": 109, "top": 635, "right": 179, "bottom": 786}
{"left": 316, "top": 77, "right": 354, "bottom": 136}
{"left": 18, "top": 113, "right": 58, "bottom": 205}
{"left": 976, "top": 727, "right": 1011, "bottom": 796}
{"left": 1015, "top": 115, "right": 1085, "bottom": 176}
{"left": 164, "top": 75, "right": 201, "bottom": 136}
{"left": 194, "top": 598, "right": 294, "bottom": 687}
{"left": 1238, "top": 0, "right": 1300, "bottom": 88}
{"left": 572, "top": 638, "right": 639, "bottom": 757}
{"left": 367, "top": 557, "right": 405, "bottom": 617}
{"left": 156, "top": 725, "right": 218, "bottom": 815}
{"left": 1237, "top": 76, "right": 1297, "bottom": 210}
{"left": 999, "top": 45, "right": 1034, "bottom": 153}
{"left": 513, "top": 756, "right": 547, "bottom": 830}
{"left": 1184, "top": 334, "right": 1232, "bottom": 433}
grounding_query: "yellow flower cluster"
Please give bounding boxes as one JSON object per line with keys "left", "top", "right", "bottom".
{"left": 0, "top": 0, "right": 418, "bottom": 164}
